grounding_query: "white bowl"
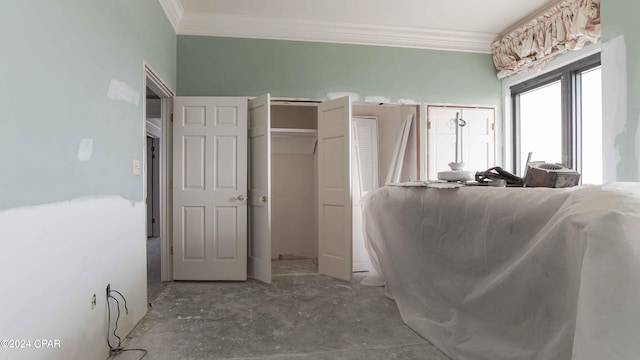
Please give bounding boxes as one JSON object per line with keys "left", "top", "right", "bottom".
{"left": 438, "top": 170, "right": 475, "bottom": 182}
{"left": 448, "top": 162, "right": 465, "bottom": 171}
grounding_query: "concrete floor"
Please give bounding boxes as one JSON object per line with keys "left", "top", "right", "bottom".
{"left": 114, "top": 248, "right": 451, "bottom": 360}
{"left": 147, "top": 237, "right": 169, "bottom": 305}
{"left": 272, "top": 258, "right": 318, "bottom": 276}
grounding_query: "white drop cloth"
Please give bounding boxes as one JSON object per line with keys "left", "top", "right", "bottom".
{"left": 361, "top": 183, "right": 640, "bottom": 360}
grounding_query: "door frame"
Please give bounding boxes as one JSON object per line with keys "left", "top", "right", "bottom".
{"left": 145, "top": 136, "right": 161, "bottom": 237}
{"left": 144, "top": 64, "right": 175, "bottom": 281}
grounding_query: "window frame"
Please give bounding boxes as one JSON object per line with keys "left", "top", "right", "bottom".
{"left": 510, "top": 53, "right": 601, "bottom": 175}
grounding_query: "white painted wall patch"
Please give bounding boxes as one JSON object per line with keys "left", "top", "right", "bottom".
{"left": 364, "top": 96, "right": 391, "bottom": 104}
{"left": 397, "top": 99, "right": 418, "bottom": 105}
{"left": 77, "top": 138, "right": 94, "bottom": 161}
{"left": 107, "top": 79, "right": 140, "bottom": 105}
{"left": 326, "top": 92, "right": 360, "bottom": 102}
{"left": 601, "top": 35, "right": 626, "bottom": 183}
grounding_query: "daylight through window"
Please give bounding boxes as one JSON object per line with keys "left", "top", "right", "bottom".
{"left": 510, "top": 53, "right": 602, "bottom": 184}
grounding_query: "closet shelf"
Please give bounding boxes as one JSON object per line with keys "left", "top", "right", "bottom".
{"left": 271, "top": 128, "right": 317, "bottom": 155}
{"left": 271, "top": 128, "right": 317, "bottom": 137}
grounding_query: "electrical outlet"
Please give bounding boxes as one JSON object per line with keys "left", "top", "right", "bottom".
{"left": 106, "top": 283, "right": 111, "bottom": 298}
{"left": 91, "top": 294, "right": 97, "bottom": 310}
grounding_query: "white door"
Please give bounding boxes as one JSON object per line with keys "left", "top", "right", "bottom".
{"left": 172, "top": 97, "right": 248, "bottom": 280}
{"left": 427, "top": 106, "right": 495, "bottom": 179}
{"left": 248, "top": 94, "right": 272, "bottom": 283}
{"left": 461, "top": 108, "right": 495, "bottom": 173}
{"left": 317, "top": 96, "right": 353, "bottom": 281}
{"left": 352, "top": 117, "right": 378, "bottom": 272}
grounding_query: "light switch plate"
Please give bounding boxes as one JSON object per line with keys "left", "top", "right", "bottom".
{"left": 132, "top": 159, "right": 141, "bottom": 175}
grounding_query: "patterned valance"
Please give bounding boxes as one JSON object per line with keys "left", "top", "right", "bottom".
{"left": 492, "top": 0, "right": 601, "bottom": 79}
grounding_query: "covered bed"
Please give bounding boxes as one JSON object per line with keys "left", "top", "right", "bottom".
{"left": 361, "top": 183, "right": 640, "bottom": 360}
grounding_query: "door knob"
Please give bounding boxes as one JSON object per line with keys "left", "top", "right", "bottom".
{"left": 260, "top": 196, "right": 267, "bottom": 203}
{"left": 237, "top": 195, "right": 246, "bottom": 201}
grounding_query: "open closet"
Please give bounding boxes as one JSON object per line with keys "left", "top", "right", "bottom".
{"left": 269, "top": 103, "right": 319, "bottom": 274}
{"left": 172, "top": 94, "right": 419, "bottom": 284}
{"left": 249, "top": 96, "right": 420, "bottom": 283}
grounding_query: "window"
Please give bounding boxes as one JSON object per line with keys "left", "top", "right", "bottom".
{"left": 511, "top": 53, "right": 602, "bottom": 184}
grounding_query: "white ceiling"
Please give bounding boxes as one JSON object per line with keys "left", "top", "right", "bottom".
{"left": 160, "top": 0, "right": 560, "bottom": 53}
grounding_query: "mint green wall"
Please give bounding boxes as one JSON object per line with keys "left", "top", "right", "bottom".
{"left": 177, "top": 36, "right": 501, "bottom": 176}
{"left": 177, "top": 35, "right": 499, "bottom": 105}
{"left": 601, "top": 0, "right": 640, "bottom": 181}
{"left": 0, "top": 1, "right": 176, "bottom": 359}
{"left": 0, "top": 0, "right": 176, "bottom": 210}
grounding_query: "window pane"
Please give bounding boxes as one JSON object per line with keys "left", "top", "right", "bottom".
{"left": 580, "top": 67, "right": 602, "bottom": 184}
{"left": 519, "top": 80, "right": 562, "bottom": 172}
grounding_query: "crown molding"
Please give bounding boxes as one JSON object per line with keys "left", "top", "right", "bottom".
{"left": 501, "top": 0, "right": 565, "bottom": 36}
{"left": 158, "top": 0, "right": 184, "bottom": 33}
{"left": 177, "top": 13, "right": 497, "bottom": 53}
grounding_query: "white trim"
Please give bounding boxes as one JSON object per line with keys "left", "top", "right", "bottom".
{"left": 158, "top": 0, "right": 184, "bottom": 33}
{"left": 146, "top": 118, "right": 162, "bottom": 138}
{"left": 159, "top": 98, "right": 173, "bottom": 282}
{"left": 177, "top": 13, "right": 496, "bottom": 53}
{"left": 144, "top": 64, "right": 175, "bottom": 282}
{"left": 145, "top": 63, "right": 175, "bottom": 97}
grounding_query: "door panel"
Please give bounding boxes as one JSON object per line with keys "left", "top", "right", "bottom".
{"left": 318, "top": 97, "right": 352, "bottom": 281}
{"left": 182, "top": 135, "right": 206, "bottom": 189}
{"left": 323, "top": 137, "right": 345, "bottom": 186}
{"left": 173, "top": 97, "right": 248, "bottom": 281}
{"left": 182, "top": 206, "right": 205, "bottom": 259}
{"left": 215, "top": 206, "right": 238, "bottom": 258}
{"left": 214, "top": 136, "right": 237, "bottom": 189}
{"left": 248, "top": 94, "right": 272, "bottom": 283}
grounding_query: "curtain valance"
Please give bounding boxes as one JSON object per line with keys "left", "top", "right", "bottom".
{"left": 492, "top": 0, "right": 600, "bottom": 79}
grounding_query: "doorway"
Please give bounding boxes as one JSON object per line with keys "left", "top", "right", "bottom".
{"left": 269, "top": 103, "right": 319, "bottom": 277}
{"left": 145, "top": 87, "right": 166, "bottom": 305}
{"left": 144, "top": 65, "right": 174, "bottom": 306}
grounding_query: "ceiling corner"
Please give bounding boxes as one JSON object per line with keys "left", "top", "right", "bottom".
{"left": 158, "top": 0, "right": 184, "bottom": 33}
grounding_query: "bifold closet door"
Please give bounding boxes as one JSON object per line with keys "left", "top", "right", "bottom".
{"left": 172, "top": 97, "right": 248, "bottom": 281}
{"left": 317, "top": 96, "right": 353, "bottom": 281}
{"left": 248, "top": 94, "right": 272, "bottom": 284}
